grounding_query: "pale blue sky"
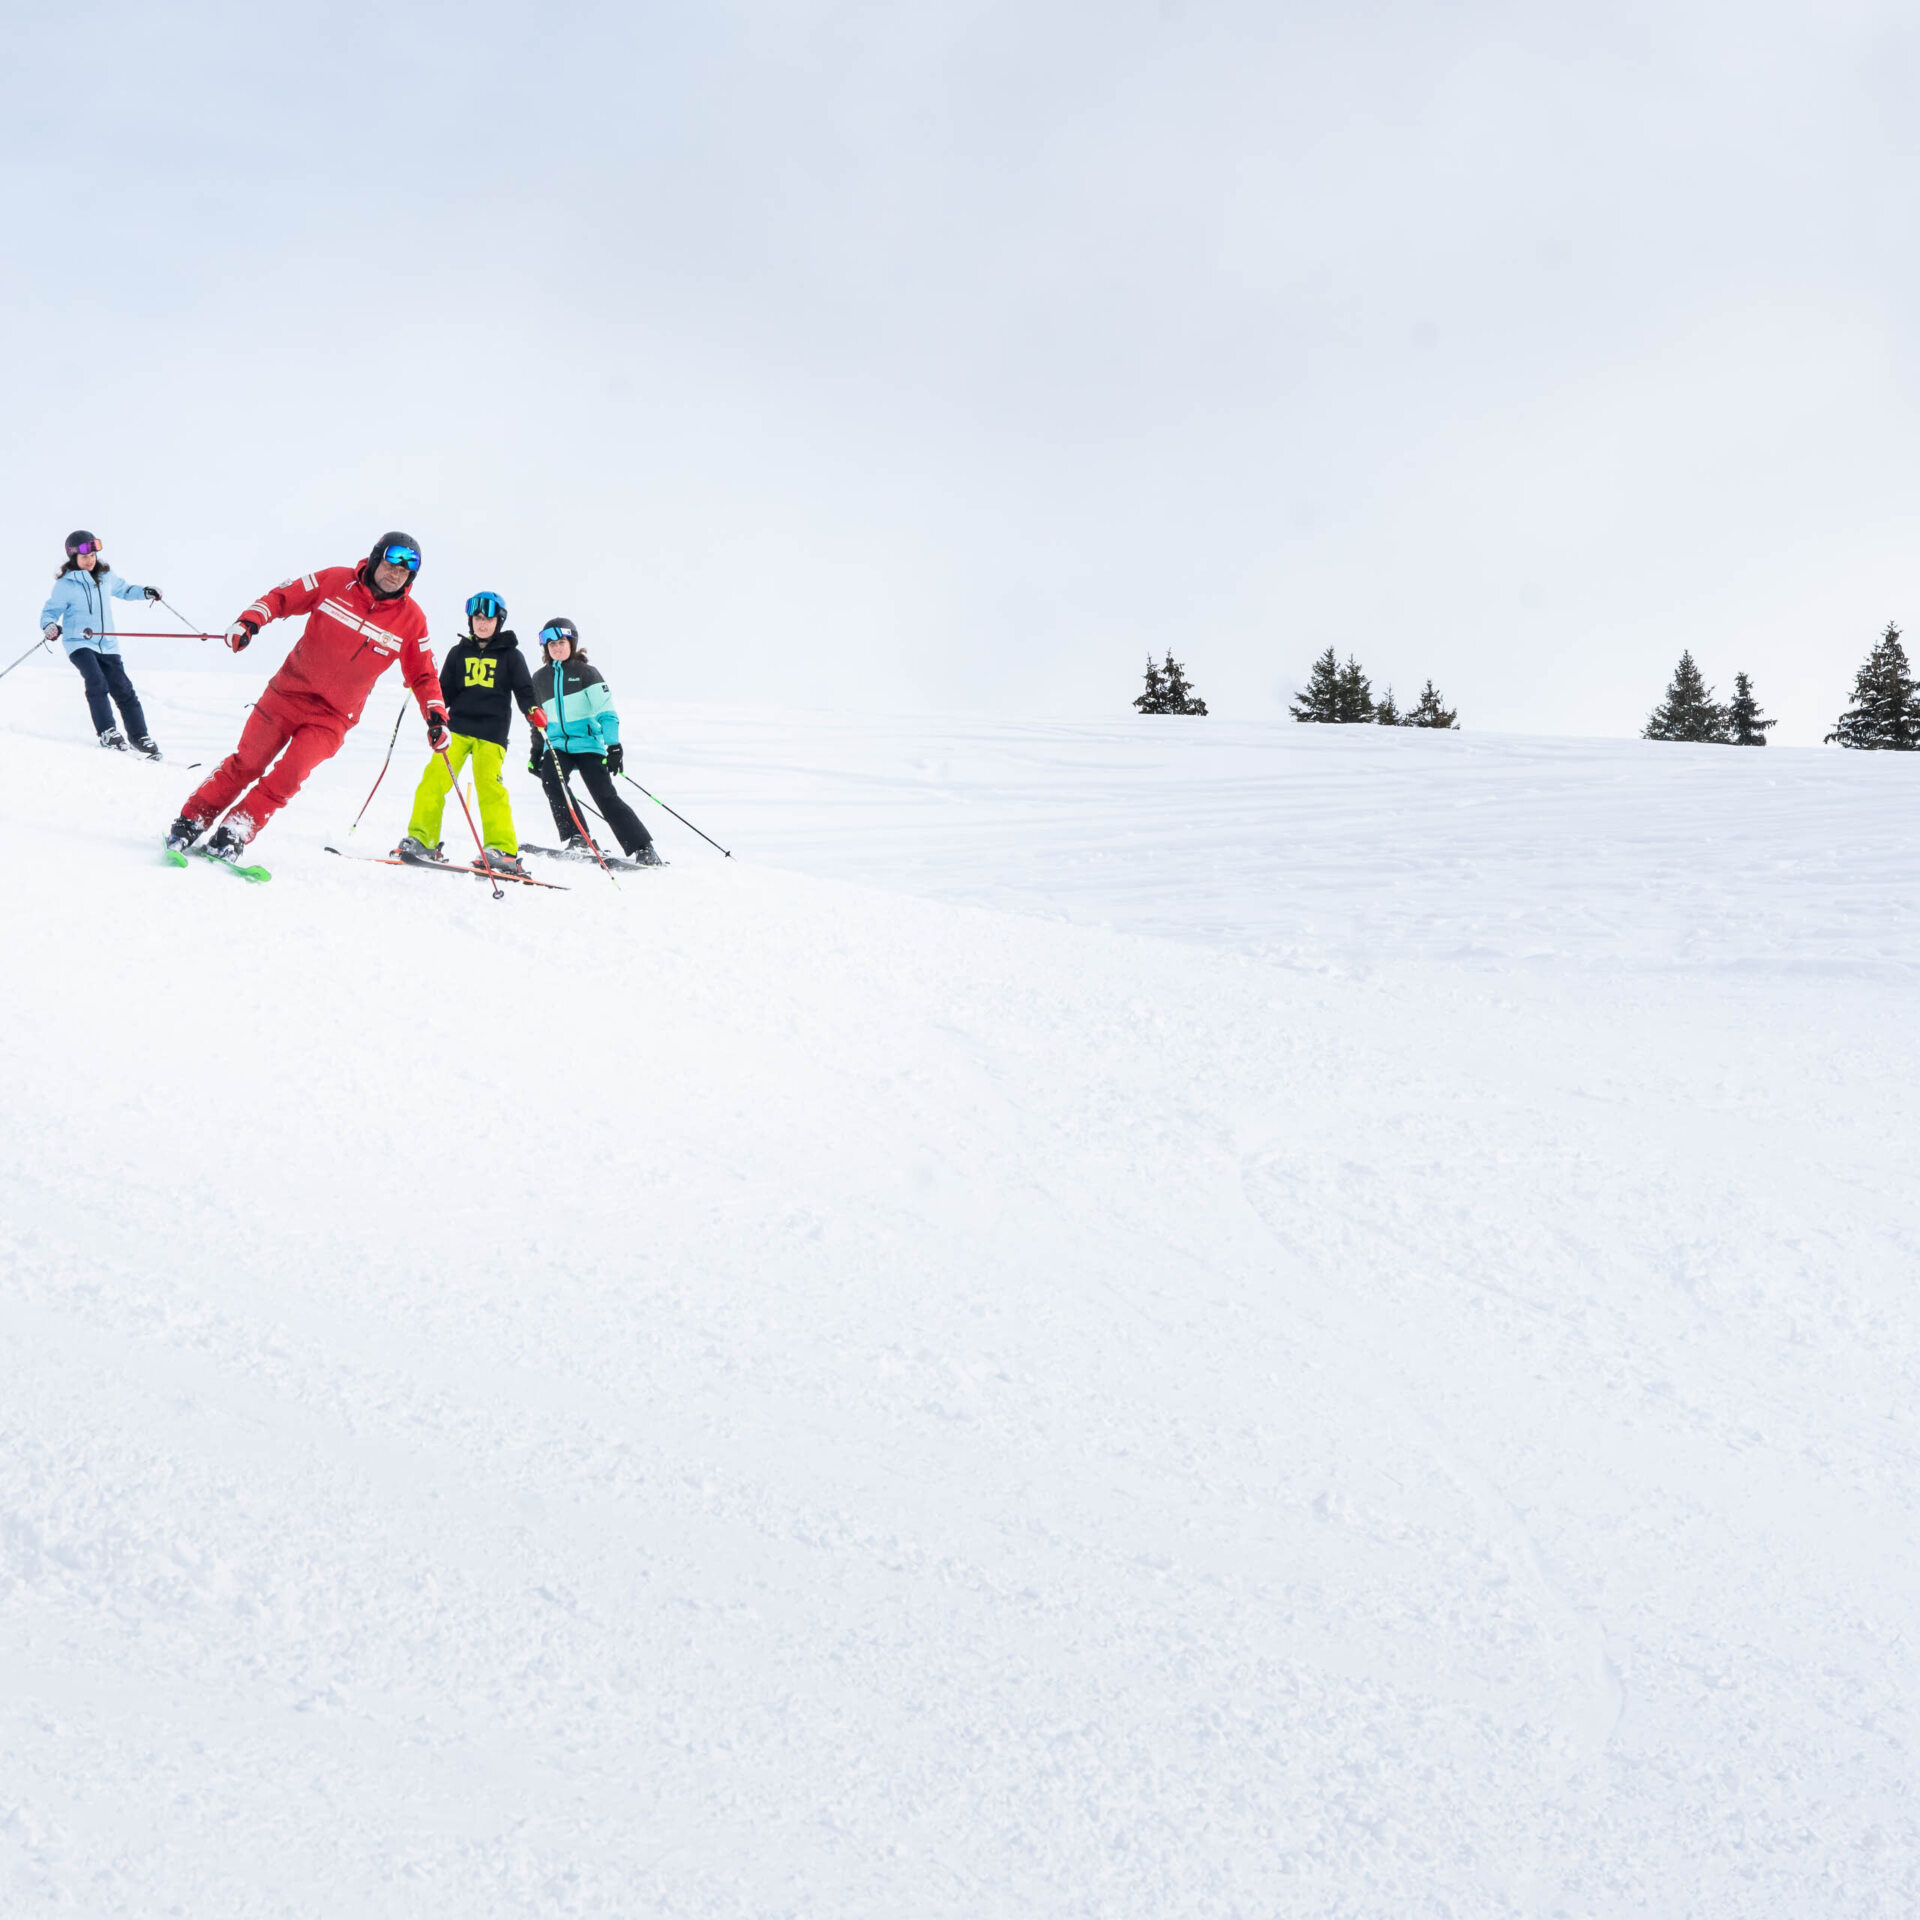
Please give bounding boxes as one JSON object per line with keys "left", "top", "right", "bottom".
{"left": 6, "top": 0, "right": 1920, "bottom": 741}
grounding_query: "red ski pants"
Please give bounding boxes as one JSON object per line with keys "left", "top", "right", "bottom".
{"left": 183, "top": 686, "right": 347, "bottom": 840}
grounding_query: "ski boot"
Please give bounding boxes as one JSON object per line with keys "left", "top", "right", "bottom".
{"left": 131, "top": 735, "right": 163, "bottom": 761}
{"left": 98, "top": 728, "right": 128, "bottom": 751}
{"left": 627, "top": 843, "right": 665, "bottom": 867}
{"left": 560, "top": 833, "right": 595, "bottom": 859}
{"left": 393, "top": 836, "right": 448, "bottom": 865}
{"left": 165, "top": 815, "right": 205, "bottom": 855}
{"left": 204, "top": 823, "right": 249, "bottom": 863}
{"left": 475, "top": 847, "right": 530, "bottom": 878}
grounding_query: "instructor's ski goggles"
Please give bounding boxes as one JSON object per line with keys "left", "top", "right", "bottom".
{"left": 466, "top": 592, "right": 506, "bottom": 622}
{"left": 381, "top": 544, "right": 421, "bottom": 570}
{"left": 67, "top": 538, "right": 102, "bottom": 557}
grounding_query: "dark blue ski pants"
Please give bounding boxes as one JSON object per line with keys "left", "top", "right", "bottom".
{"left": 69, "top": 647, "right": 148, "bottom": 741}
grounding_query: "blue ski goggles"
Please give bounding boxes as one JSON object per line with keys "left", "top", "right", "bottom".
{"left": 539, "top": 622, "right": 578, "bottom": 648}
{"left": 381, "top": 544, "right": 421, "bottom": 570}
{"left": 466, "top": 592, "right": 506, "bottom": 623}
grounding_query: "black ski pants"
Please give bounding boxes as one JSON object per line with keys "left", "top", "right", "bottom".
{"left": 70, "top": 647, "right": 148, "bottom": 741}
{"left": 538, "top": 748, "right": 652, "bottom": 856}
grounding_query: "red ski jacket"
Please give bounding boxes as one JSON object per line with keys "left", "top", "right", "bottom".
{"left": 238, "top": 565, "right": 440, "bottom": 727}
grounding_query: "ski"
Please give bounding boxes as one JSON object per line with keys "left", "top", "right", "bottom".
{"left": 519, "top": 842, "right": 665, "bottom": 872}
{"left": 164, "top": 845, "right": 270, "bottom": 883}
{"left": 322, "top": 846, "right": 568, "bottom": 890}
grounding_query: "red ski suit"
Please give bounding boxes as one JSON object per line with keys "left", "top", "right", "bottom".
{"left": 184, "top": 565, "right": 440, "bottom": 840}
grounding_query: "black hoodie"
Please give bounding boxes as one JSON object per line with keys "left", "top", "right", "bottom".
{"left": 437, "top": 628, "right": 536, "bottom": 747}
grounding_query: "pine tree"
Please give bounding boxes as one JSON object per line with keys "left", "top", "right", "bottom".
{"left": 1726, "top": 671, "right": 1775, "bottom": 747}
{"left": 1334, "top": 655, "right": 1374, "bottom": 724}
{"left": 1404, "top": 679, "right": 1458, "bottom": 729}
{"left": 1643, "top": 650, "right": 1730, "bottom": 743}
{"left": 1158, "top": 652, "right": 1208, "bottom": 715}
{"left": 1374, "top": 686, "right": 1402, "bottom": 726}
{"left": 1826, "top": 623, "right": 1919, "bottom": 749}
{"left": 1133, "top": 655, "right": 1169, "bottom": 714}
{"left": 1290, "top": 647, "right": 1342, "bottom": 723}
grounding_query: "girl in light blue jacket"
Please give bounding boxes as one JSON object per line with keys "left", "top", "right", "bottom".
{"left": 38, "top": 530, "right": 164, "bottom": 757}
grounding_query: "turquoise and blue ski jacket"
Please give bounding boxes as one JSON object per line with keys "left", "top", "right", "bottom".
{"left": 532, "top": 654, "right": 622, "bottom": 755}
{"left": 39, "top": 567, "right": 150, "bottom": 658}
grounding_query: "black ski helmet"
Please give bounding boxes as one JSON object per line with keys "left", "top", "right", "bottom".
{"left": 538, "top": 617, "right": 579, "bottom": 652}
{"left": 365, "top": 530, "right": 422, "bottom": 599}
{"left": 65, "top": 530, "right": 101, "bottom": 558}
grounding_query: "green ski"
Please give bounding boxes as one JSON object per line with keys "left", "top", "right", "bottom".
{"left": 163, "top": 845, "right": 270, "bottom": 883}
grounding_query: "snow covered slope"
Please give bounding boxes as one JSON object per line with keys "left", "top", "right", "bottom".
{"left": 3, "top": 665, "right": 1917, "bottom": 1917}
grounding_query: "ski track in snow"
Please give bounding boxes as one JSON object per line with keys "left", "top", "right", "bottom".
{"left": 3, "top": 668, "right": 1918, "bottom": 1916}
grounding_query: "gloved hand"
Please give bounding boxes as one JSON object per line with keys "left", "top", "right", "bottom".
{"left": 226, "top": 617, "right": 259, "bottom": 653}
{"left": 144, "top": 586, "right": 163, "bottom": 602}
{"left": 42, "top": 623, "right": 61, "bottom": 645}
{"left": 528, "top": 706, "right": 547, "bottom": 732}
{"left": 528, "top": 739, "right": 547, "bottom": 777}
{"left": 604, "top": 741, "right": 624, "bottom": 775}
{"left": 426, "top": 702, "right": 452, "bottom": 751}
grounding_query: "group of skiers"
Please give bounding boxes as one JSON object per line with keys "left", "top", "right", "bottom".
{"left": 36, "top": 528, "right": 659, "bottom": 876}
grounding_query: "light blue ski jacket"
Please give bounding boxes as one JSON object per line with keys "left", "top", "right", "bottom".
{"left": 39, "top": 568, "right": 150, "bottom": 657}
{"left": 532, "top": 655, "right": 622, "bottom": 754}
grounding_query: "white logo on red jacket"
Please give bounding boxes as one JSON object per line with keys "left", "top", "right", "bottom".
{"left": 318, "top": 598, "right": 401, "bottom": 652}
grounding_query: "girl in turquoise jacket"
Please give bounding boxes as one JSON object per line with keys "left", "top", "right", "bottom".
{"left": 526, "top": 618, "right": 658, "bottom": 862}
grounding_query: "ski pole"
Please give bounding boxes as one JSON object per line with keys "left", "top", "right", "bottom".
{"left": 82, "top": 628, "right": 226, "bottom": 641}
{"left": 537, "top": 741, "right": 617, "bottom": 887}
{"left": 346, "top": 700, "right": 409, "bottom": 837}
{"left": 619, "top": 772, "right": 732, "bottom": 857}
{"left": 157, "top": 597, "right": 213, "bottom": 642}
{"left": 437, "top": 741, "right": 504, "bottom": 900}
{"left": 0, "top": 634, "right": 53, "bottom": 684}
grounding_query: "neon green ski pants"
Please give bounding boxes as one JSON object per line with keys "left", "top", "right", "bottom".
{"left": 406, "top": 734, "right": 518, "bottom": 854}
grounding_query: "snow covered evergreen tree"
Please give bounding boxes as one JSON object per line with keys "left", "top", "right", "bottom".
{"left": 1643, "top": 651, "right": 1730, "bottom": 743}
{"left": 1726, "top": 672, "right": 1775, "bottom": 746}
{"left": 1158, "top": 653, "right": 1208, "bottom": 714}
{"left": 1404, "top": 680, "right": 1458, "bottom": 729}
{"left": 1334, "top": 655, "right": 1374, "bottom": 723}
{"left": 1290, "top": 647, "right": 1342, "bottom": 723}
{"left": 1375, "top": 686, "right": 1402, "bottom": 726}
{"left": 1135, "top": 651, "right": 1206, "bottom": 715}
{"left": 1826, "top": 624, "right": 1919, "bottom": 749}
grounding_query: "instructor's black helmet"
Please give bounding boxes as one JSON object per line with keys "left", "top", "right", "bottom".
{"left": 365, "top": 530, "right": 422, "bottom": 600}
{"left": 65, "top": 529, "right": 101, "bottom": 558}
{"left": 538, "top": 617, "right": 580, "bottom": 652}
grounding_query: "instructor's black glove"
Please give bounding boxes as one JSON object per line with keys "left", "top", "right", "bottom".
{"left": 426, "top": 702, "right": 452, "bottom": 751}
{"left": 528, "top": 740, "right": 547, "bottom": 777}
{"left": 604, "top": 742, "right": 624, "bottom": 776}
{"left": 144, "top": 586, "right": 163, "bottom": 602}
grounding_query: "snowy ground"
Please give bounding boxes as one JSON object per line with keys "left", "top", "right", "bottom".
{"left": 3, "top": 660, "right": 1917, "bottom": 1917}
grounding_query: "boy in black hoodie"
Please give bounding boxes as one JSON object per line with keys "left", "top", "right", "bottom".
{"left": 397, "top": 592, "right": 539, "bottom": 874}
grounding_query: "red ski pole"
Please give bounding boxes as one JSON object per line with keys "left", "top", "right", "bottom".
{"left": 437, "top": 742, "right": 504, "bottom": 899}
{"left": 346, "top": 699, "right": 409, "bottom": 837}
{"left": 532, "top": 718, "right": 617, "bottom": 888}
{"left": 81, "top": 627, "right": 225, "bottom": 641}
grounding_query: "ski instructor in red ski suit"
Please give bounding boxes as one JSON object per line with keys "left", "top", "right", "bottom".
{"left": 166, "top": 531, "right": 450, "bottom": 862}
